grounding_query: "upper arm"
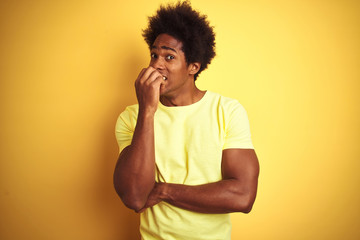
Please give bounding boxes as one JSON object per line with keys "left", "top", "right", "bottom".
{"left": 221, "top": 148, "right": 260, "bottom": 205}
{"left": 221, "top": 99, "right": 258, "bottom": 198}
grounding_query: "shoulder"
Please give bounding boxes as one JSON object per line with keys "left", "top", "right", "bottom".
{"left": 206, "top": 91, "right": 246, "bottom": 113}
{"left": 116, "top": 104, "right": 139, "bottom": 126}
{"left": 119, "top": 104, "right": 138, "bottom": 117}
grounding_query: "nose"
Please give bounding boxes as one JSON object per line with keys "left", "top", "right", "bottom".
{"left": 150, "top": 57, "right": 165, "bottom": 70}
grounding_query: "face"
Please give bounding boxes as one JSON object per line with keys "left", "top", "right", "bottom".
{"left": 149, "top": 34, "right": 198, "bottom": 97}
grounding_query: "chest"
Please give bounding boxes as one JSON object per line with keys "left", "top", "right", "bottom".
{"left": 153, "top": 107, "right": 227, "bottom": 184}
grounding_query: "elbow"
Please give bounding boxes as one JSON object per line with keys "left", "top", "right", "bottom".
{"left": 121, "top": 194, "right": 146, "bottom": 212}
{"left": 114, "top": 185, "right": 146, "bottom": 212}
{"left": 113, "top": 179, "right": 146, "bottom": 212}
{"left": 241, "top": 201, "right": 254, "bottom": 214}
{"left": 233, "top": 193, "right": 256, "bottom": 214}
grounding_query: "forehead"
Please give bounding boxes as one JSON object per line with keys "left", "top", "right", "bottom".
{"left": 152, "top": 34, "right": 183, "bottom": 51}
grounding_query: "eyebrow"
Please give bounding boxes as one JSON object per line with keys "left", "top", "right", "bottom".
{"left": 151, "top": 45, "right": 177, "bottom": 53}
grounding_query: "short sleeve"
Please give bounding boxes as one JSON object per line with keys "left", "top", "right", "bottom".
{"left": 115, "top": 106, "right": 137, "bottom": 153}
{"left": 223, "top": 101, "right": 254, "bottom": 149}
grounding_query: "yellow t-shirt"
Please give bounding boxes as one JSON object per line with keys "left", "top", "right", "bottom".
{"left": 115, "top": 91, "right": 254, "bottom": 240}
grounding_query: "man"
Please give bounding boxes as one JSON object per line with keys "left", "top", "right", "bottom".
{"left": 114, "top": 2, "right": 259, "bottom": 239}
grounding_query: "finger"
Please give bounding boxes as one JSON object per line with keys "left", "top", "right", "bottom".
{"left": 150, "top": 74, "right": 166, "bottom": 88}
{"left": 145, "top": 70, "right": 163, "bottom": 85}
{"left": 135, "top": 68, "right": 147, "bottom": 83}
{"left": 139, "top": 67, "right": 157, "bottom": 84}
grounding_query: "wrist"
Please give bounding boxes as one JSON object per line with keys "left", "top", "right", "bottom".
{"left": 157, "top": 182, "right": 170, "bottom": 201}
{"left": 138, "top": 107, "right": 156, "bottom": 120}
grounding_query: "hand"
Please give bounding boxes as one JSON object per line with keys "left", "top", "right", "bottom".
{"left": 135, "top": 67, "right": 165, "bottom": 115}
{"left": 136, "top": 182, "right": 166, "bottom": 213}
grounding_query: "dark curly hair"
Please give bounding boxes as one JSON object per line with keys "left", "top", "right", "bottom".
{"left": 142, "top": 1, "right": 216, "bottom": 80}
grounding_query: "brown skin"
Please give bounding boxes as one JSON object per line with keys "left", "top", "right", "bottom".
{"left": 113, "top": 34, "right": 260, "bottom": 213}
{"left": 137, "top": 149, "right": 259, "bottom": 214}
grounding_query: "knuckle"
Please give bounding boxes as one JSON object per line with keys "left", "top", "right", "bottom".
{"left": 150, "top": 83, "right": 156, "bottom": 89}
{"left": 149, "top": 82, "right": 157, "bottom": 89}
{"left": 145, "top": 81, "right": 151, "bottom": 87}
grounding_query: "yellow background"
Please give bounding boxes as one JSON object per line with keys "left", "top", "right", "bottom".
{"left": 1, "top": 0, "right": 359, "bottom": 239}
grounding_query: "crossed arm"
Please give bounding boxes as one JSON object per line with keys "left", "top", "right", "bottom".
{"left": 138, "top": 148, "right": 259, "bottom": 214}
{"left": 113, "top": 111, "right": 260, "bottom": 214}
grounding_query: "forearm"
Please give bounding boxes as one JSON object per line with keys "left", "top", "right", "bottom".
{"left": 114, "top": 110, "right": 156, "bottom": 210}
{"left": 146, "top": 179, "right": 256, "bottom": 214}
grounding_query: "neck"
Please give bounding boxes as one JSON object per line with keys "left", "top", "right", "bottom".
{"left": 160, "top": 86, "right": 205, "bottom": 107}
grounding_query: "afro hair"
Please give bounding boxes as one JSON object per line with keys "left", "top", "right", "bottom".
{"left": 142, "top": 1, "right": 216, "bottom": 80}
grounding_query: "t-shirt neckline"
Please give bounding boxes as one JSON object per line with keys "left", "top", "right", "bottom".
{"left": 159, "top": 90, "right": 209, "bottom": 110}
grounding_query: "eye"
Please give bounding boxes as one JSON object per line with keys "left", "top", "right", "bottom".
{"left": 151, "top": 53, "right": 157, "bottom": 59}
{"left": 166, "top": 55, "right": 175, "bottom": 60}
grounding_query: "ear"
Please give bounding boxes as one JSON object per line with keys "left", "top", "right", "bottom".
{"left": 188, "top": 62, "right": 201, "bottom": 75}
